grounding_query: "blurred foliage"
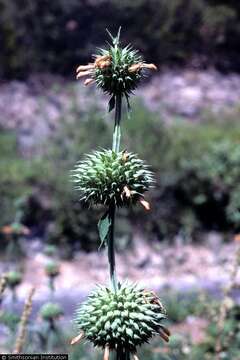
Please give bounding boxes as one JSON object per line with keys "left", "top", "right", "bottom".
{"left": 0, "top": 0, "right": 240, "bottom": 78}
{"left": 193, "top": 302, "right": 240, "bottom": 359}
{"left": 2, "top": 103, "right": 240, "bottom": 251}
{"left": 0, "top": 310, "right": 20, "bottom": 333}
{"left": 162, "top": 291, "right": 207, "bottom": 323}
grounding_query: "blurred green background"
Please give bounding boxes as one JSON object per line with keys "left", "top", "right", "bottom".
{"left": 1, "top": 0, "right": 240, "bottom": 78}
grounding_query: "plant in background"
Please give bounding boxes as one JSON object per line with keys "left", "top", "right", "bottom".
{"left": 192, "top": 237, "right": 240, "bottom": 359}
{"left": 0, "top": 310, "right": 20, "bottom": 335}
{"left": 39, "top": 302, "right": 64, "bottom": 352}
{"left": 1, "top": 197, "right": 30, "bottom": 261}
{"left": 6, "top": 270, "right": 23, "bottom": 302}
{"left": 71, "top": 29, "right": 170, "bottom": 360}
{"left": 45, "top": 261, "right": 60, "bottom": 293}
{"left": 43, "top": 244, "right": 58, "bottom": 258}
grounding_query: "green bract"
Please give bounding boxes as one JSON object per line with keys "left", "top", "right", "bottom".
{"left": 75, "top": 282, "right": 168, "bottom": 353}
{"left": 72, "top": 150, "right": 154, "bottom": 207}
{"left": 40, "top": 302, "right": 63, "bottom": 321}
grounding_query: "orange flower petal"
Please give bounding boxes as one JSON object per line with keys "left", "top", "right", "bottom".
{"left": 95, "top": 55, "right": 111, "bottom": 66}
{"left": 97, "top": 60, "right": 111, "bottom": 69}
{"left": 158, "top": 330, "right": 169, "bottom": 342}
{"left": 140, "top": 199, "right": 150, "bottom": 211}
{"left": 103, "top": 346, "right": 109, "bottom": 360}
{"left": 234, "top": 234, "right": 240, "bottom": 242}
{"left": 76, "top": 64, "right": 94, "bottom": 72}
{"left": 1, "top": 225, "right": 13, "bottom": 235}
{"left": 76, "top": 70, "right": 92, "bottom": 79}
{"left": 70, "top": 332, "right": 84, "bottom": 345}
{"left": 128, "top": 63, "right": 142, "bottom": 73}
{"left": 143, "top": 63, "right": 157, "bottom": 71}
{"left": 84, "top": 78, "right": 95, "bottom": 86}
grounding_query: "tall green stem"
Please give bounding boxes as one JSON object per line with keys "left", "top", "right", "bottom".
{"left": 108, "top": 203, "right": 117, "bottom": 292}
{"left": 107, "top": 93, "right": 122, "bottom": 294}
{"left": 112, "top": 94, "right": 122, "bottom": 153}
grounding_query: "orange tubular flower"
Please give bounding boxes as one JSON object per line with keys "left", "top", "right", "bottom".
{"left": 76, "top": 70, "right": 93, "bottom": 79}
{"left": 84, "top": 78, "right": 95, "bottom": 86}
{"left": 234, "top": 234, "right": 240, "bottom": 242}
{"left": 76, "top": 56, "right": 112, "bottom": 84}
{"left": 128, "top": 62, "right": 157, "bottom": 73}
{"left": 94, "top": 55, "right": 112, "bottom": 67}
{"left": 103, "top": 346, "right": 110, "bottom": 360}
{"left": 71, "top": 332, "right": 84, "bottom": 345}
{"left": 140, "top": 199, "right": 151, "bottom": 211}
{"left": 76, "top": 64, "right": 94, "bottom": 72}
{"left": 1, "top": 225, "right": 13, "bottom": 235}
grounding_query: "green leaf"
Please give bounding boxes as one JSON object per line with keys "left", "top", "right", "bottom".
{"left": 98, "top": 211, "right": 111, "bottom": 250}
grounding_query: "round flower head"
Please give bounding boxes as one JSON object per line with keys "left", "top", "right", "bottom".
{"left": 76, "top": 28, "right": 157, "bottom": 111}
{"left": 6, "top": 271, "right": 22, "bottom": 289}
{"left": 45, "top": 261, "right": 60, "bottom": 278}
{"left": 73, "top": 282, "right": 170, "bottom": 356}
{"left": 71, "top": 149, "right": 154, "bottom": 208}
{"left": 40, "top": 302, "right": 63, "bottom": 322}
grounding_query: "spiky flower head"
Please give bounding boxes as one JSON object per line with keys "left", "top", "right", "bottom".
{"left": 72, "top": 149, "right": 154, "bottom": 208}
{"left": 73, "top": 282, "right": 170, "bottom": 355}
{"left": 40, "top": 302, "right": 63, "bottom": 322}
{"left": 76, "top": 28, "right": 157, "bottom": 111}
{"left": 6, "top": 271, "right": 22, "bottom": 289}
{"left": 45, "top": 261, "right": 60, "bottom": 278}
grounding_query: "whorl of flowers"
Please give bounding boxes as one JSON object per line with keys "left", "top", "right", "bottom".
{"left": 76, "top": 28, "right": 157, "bottom": 110}
{"left": 73, "top": 282, "right": 170, "bottom": 355}
{"left": 72, "top": 149, "right": 154, "bottom": 208}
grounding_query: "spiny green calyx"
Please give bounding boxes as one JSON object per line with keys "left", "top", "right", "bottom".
{"left": 74, "top": 282, "right": 170, "bottom": 354}
{"left": 72, "top": 149, "right": 154, "bottom": 208}
{"left": 76, "top": 29, "right": 157, "bottom": 111}
{"left": 40, "top": 303, "right": 63, "bottom": 322}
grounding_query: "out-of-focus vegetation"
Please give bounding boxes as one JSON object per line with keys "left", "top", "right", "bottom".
{"left": 1, "top": 102, "right": 240, "bottom": 252}
{"left": 1, "top": 286, "right": 240, "bottom": 359}
{"left": 1, "top": 0, "right": 240, "bottom": 78}
{"left": 1, "top": 241, "right": 239, "bottom": 358}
